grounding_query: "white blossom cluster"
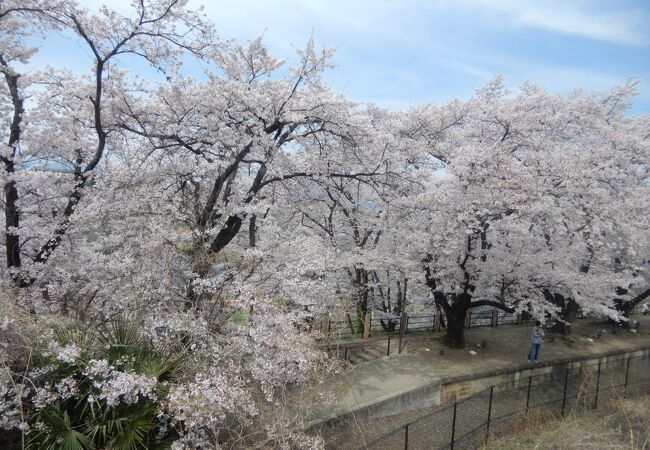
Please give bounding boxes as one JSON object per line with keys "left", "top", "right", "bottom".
{"left": 0, "top": 370, "right": 25, "bottom": 430}
{"left": 50, "top": 343, "right": 82, "bottom": 365}
{"left": 166, "top": 368, "right": 257, "bottom": 429}
{"left": 26, "top": 357, "right": 158, "bottom": 413}
{"left": 170, "top": 427, "right": 217, "bottom": 450}
{"left": 0, "top": 316, "right": 14, "bottom": 331}
{"left": 93, "top": 369, "right": 158, "bottom": 407}
{"left": 69, "top": 358, "right": 158, "bottom": 407}
{"left": 141, "top": 313, "right": 211, "bottom": 350}
{"left": 245, "top": 306, "right": 325, "bottom": 401}
{"left": 32, "top": 376, "right": 78, "bottom": 409}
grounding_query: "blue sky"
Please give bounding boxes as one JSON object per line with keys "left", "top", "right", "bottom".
{"left": 29, "top": 0, "right": 650, "bottom": 113}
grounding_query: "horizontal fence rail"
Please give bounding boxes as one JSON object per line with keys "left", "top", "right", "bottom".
{"left": 325, "top": 307, "right": 524, "bottom": 338}
{"left": 357, "top": 350, "right": 650, "bottom": 450}
{"left": 323, "top": 307, "right": 530, "bottom": 363}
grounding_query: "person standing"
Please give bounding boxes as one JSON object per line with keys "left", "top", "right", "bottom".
{"left": 527, "top": 320, "right": 545, "bottom": 362}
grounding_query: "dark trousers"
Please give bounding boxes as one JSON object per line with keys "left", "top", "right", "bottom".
{"left": 528, "top": 343, "right": 541, "bottom": 360}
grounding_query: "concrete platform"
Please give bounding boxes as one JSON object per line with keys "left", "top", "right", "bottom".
{"left": 298, "top": 314, "right": 650, "bottom": 431}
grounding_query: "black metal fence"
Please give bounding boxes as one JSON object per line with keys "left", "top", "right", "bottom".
{"left": 327, "top": 333, "right": 409, "bottom": 364}
{"left": 357, "top": 351, "right": 650, "bottom": 450}
{"left": 324, "top": 309, "right": 521, "bottom": 337}
{"left": 326, "top": 308, "right": 520, "bottom": 339}
{"left": 325, "top": 308, "right": 527, "bottom": 364}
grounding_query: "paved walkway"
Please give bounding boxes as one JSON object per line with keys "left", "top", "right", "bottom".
{"left": 295, "top": 313, "right": 650, "bottom": 431}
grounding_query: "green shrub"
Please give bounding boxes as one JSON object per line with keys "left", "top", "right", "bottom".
{"left": 24, "top": 319, "right": 182, "bottom": 450}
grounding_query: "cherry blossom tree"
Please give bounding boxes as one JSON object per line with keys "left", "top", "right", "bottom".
{"left": 1, "top": 2, "right": 335, "bottom": 448}
{"left": 276, "top": 105, "right": 429, "bottom": 331}
{"left": 1, "top": 1, "right": 649, "bottom": 447}
{"left": 1, "top": 0, "right": 214, "bottom": 287}
{"left": 114, "top": 36, "right": 398, "bottom": 309}
{"left": 408, "top": 78, "right": 649, "bottom": 346}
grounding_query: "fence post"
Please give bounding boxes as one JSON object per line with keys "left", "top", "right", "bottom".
{"left": 321, "top": 313, "right": 329, "bottom": 335}
{"left": 387, "top": 336, "right": 391, "bottom": 356}
{"left": 485, "top": 385, "right": 494, "bottom": 444}
{"left": 403, "top": 278, "right": 408, "bottom": 312}
{"left": 594, "top": 361, "right": 602, "bottom": 409}
{"left": 344, "top": 347, "right": 348, "bottom": 362}
{"left": 466, "top": 311, "right": 471, "bottom": 329}
{"left": 624, "top": 357, "right": 631, "bottom": 399}
{"left": 363, "top": 313, "right": 371, "bottom": 339}
{"left": 404, "top": 424, "right": 409, "bottom": 450}
{"left": 450, "top": 399, "right": 458, "bottom": 450}
{"left": 491, "top": 309, "right": 498, "bottom": 327}
{"left": 525, "top": 375, "right": 532, "bottom": 415}
{"left": 399, "top": 313, "right": 407, "bottom": 354}
{"left": 434, "top": 310, "right": 441, "bottom": 332}
{"left": 561, "top": 367, "right": 569, "bottom": 417}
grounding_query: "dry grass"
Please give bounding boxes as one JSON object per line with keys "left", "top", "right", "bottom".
{"left": 485, "top": 395, "right": 650, "bottom": 449}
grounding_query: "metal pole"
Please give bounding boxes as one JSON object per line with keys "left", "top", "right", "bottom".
{"left": 450, "top": 400, "right": 458, "bottom": 450}
{"left": 397, "top": 316, "right": 404, "bottom": 355}
{"left": 486, "top": 386, "right": 494, "bottom": 443}
{"left": 561, "top": 368, "right": 569, "bottom": 417}
{"left": 399, "top": 312, "right": 406, "bottom": 354}
{"left": 403, "top": 278, "right": 408, "bottom": 312}
{"left": 525, "top": 375, "right": 532, "bottom": 414}
{"left": 594, "top": 361, "right": 602, "bottom": 409}
{"left": 387, "top": 336, "right": 391, "bottom": 356}
{"left": 623, "top": 357, "right": 631, "bottom": 399}
{"left": 404, "top": 424, "right": 409, "bottom": 450}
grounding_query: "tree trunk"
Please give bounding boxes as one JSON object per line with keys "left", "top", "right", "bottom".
{"left": 609, "top": 288, "right": 650, "bottom": 328}
{"left": 354, "top": 267, "right": 369, "bottom": 332}
{"left": 613, "top": 288, "right": 650, "bottom": 322}
{"left": 375, "top": 271, "right": 403, "bottom": 332}
{"left": 4, "top": 177, "right": 20, "bottom": 271}
{"left": 612, "top": 298, "right": 634, "bottom": 325}
{"left": 248, "top": 214, "right": 257, "bottom": 247}
{"left": 445, "top": 309, "right": 466, "bottom": 348}
{"left": 2, "top": 54, "right": 24, "bottom": 282}
{"left": 442, "top": 293, "right": 471, "bottom": 348}
{"left": 184, "top": 247, "right": 213, "bottom": 310}
{"left": 544, "top": 291, "right": 578, "bottom": 335}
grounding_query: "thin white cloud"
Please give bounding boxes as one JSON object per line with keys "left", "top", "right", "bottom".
{"left": 446, "top": 0, "right": 649, "bottom": 46}
{"left": 435, "top": 57, "right": 495, "bottom": 80}
{"left": 47, "top": 1, "right": 650, "bottom": 113}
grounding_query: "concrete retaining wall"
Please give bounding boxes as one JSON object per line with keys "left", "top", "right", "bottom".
{"left": 309, "top": 377, "right": 441, "bottom": 430}
{"left": 441, "top": 345, "right": 650, "bottom": 403}
{"left": 310, "top": 345, "right": 650, "bottom": 431}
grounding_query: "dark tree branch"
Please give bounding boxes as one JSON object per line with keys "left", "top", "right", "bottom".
{"left": 0, "top": 54, "right": 24, "bottom": 277}
{"left": 469, "top": 299, "right": 515, "bottom": 313}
